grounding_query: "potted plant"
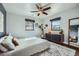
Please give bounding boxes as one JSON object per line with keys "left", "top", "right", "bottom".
{"left": 59, "top": 29, "right": 64, "bottom": 34}
{"left": 38, "top": 24, "right": 48, "bottom": 38}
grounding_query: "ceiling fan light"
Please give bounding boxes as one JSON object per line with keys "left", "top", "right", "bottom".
{"left": 38, "top": 11, "right": 42, "bottom": 15}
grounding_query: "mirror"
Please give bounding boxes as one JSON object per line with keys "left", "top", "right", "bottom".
{"left": 0, "top": 11, "right": 4, "bottom": 32}
{"left": 0, "top": 10, "right": 4, "bottom": 37}
{"left": 68, "top": 17, "right": 79, "bottom": 47}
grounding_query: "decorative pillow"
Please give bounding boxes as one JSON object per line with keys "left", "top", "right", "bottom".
{"left": 12, "top": 37, "right": 19, "bottom": 46}
{"left": 1, "top": 35, "right": 15, "bottom": 51}
{"left": 0, "top": 36, "right": 7, "bottom": 43}
{"left": 0, "top": 50, "right": 3, "bottom": 53}
{"left": 0, "top": 44, "right": 8, "bottom": 53}
{"left": 1, "top": 43, "right": 14, "bottom": 51}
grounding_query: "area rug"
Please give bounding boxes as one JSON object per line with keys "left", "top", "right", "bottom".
{"left": 33, "top": 42, "right": 76, "bottom": 56}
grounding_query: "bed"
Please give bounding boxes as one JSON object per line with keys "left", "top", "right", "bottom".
{"left": 0, "top": 37, "right": 50, "bottom": 56}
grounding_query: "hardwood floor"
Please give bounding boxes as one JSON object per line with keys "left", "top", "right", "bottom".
{"left": 75, "top": 49, "right": 79, "bottom": 56}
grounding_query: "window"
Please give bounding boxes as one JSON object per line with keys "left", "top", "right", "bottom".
{"left": 50, "top": 17, "right": 61, "bottom": 31}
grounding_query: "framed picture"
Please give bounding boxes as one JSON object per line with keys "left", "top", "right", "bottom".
{"left": 25, "top": 19, "right": 35, "bottom": 31}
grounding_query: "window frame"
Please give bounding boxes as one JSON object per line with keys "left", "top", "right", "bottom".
{"left": 50, "top": 17, "right": 61, "bottom": 31}
{"left": 25, "top": 19, "right": 35, "bottom": 31}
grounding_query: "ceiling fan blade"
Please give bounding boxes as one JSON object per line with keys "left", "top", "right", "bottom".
{"left": 36, "top": 4, "right": 40, "bottom": 9}
{"left": 43, "top": 7, "right": 51, "bottom": 11}
{"left": 37, "top": 13, "right": 40, "bottom": 16}
{"left": 42, "top": 12, "right": 48, "bottom": 15}
{"left": 31, "top": 11, "right": 38, "bottom": 12}
{"left": 38, "top": 3, "right": 41, "bottom": 7}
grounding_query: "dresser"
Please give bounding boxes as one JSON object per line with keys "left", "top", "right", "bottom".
{"left": 45, "top": 33, "right": 64, "bottom": 43}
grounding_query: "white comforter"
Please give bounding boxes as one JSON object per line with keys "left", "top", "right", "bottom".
{"left": 0, "top": 37, "right": 50, "bottom": 56}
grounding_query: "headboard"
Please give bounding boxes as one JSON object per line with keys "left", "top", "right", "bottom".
{"left": 0, "top": 3, "right": 6, "bottom": 38}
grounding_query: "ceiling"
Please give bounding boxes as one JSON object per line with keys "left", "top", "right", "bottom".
{"left": 3, "top": 3, "right": 79, "bottom": 18}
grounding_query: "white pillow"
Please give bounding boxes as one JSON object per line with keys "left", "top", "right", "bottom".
{"left": 0, "top": 36, "right": 7, "bottom": 43}
{"left": 0, "top": 44, "right": 8, "bottom": 52}
{"left": 1, "top": 35, "right": 15, "bottom": 50}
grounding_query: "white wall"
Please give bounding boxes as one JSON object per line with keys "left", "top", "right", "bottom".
{"left": 6, "top": 13, "right": 42, "bottom": 38}
{"left": 6, "top": 5, "right": 79, "bottom": 41}
{"left": 43, "top": 6, "right": 79, "bottom": 42}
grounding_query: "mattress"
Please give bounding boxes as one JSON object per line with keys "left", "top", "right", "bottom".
{"left": 0, "top": 37, "right": 50, "bottom": 56}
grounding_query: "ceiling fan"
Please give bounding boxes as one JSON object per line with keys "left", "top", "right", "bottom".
{"left": 31, "top": 3, "right": 51, "bottom": 16}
